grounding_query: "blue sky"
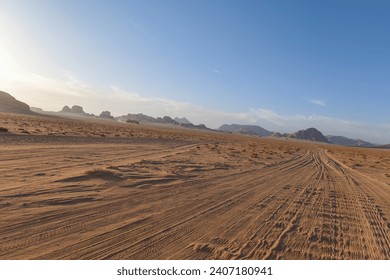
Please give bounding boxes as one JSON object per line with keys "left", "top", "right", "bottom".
{"left": 1, "top": 0, "right": 390, "bottom": 143}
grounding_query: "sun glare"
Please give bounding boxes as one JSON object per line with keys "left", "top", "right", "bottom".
{"left": 0, "top": 45, "right": 20, "bottom": 82}
{"left": 0, "top": 11, "right": 22, "bottom": 82}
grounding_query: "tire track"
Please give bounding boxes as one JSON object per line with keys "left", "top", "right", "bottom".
{"left": 1, "top": 139, "right": 390, "bottom": 259}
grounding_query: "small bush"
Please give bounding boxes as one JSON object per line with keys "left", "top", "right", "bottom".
{"left": 0, "top": 127, "right": 9, "bottom": 133}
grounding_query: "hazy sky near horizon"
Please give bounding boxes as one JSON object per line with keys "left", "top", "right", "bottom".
{"left": 1, "top": 0, "right": 390, "bottom": 143}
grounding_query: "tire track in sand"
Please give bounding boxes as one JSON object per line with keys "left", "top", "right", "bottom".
{"left": 1, "top": 142, "right": 390, "bottom": 259}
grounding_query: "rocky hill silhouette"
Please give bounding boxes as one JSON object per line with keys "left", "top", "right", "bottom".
{"left": 116, "top": 113, "right": 211, "bottom": 130}
{"left": 327, "top": 135, "right": 375, "bottom": 147}
{"left": 61, "top": 105, "right": 86, "bottom": 115}
{"left": 174, "top": 117, "right": 191, "bottom": 124}
{"left": 377, "top": 144, "right": 390, "bottom": 149}
{"left": 291, "top": 127, "right": 329, "bottom": 142}
{"left": 218, "top": 124, "right": 273, "bottom": 136}
{"left": 99, "top": 111, "right": 114, "bottom": 119}
{"left": 59, "top": 105, "right": 96, "bottom": 117}
{"left": 0, "top": 91, "right": 35, "bottom": 115}
{"left": 1, "top": 91, "right": 383, "bottom": 146}
{"left": 280, "top": 128, "right": 330, "bottom": 143}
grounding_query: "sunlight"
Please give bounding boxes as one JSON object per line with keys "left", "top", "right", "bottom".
{"left": 0, "top": 10, "right": 22, "bottom": 83}
{"left": 0, "top": 45, "right": 19, "bottom": 81}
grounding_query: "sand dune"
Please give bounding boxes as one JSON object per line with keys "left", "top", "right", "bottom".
{"left": 0, "top": 113, "right": 389, "bottom": 259}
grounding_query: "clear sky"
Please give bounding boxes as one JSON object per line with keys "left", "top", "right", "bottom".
{"left": 1, "top": 0, "right": 390, "bottom": 143}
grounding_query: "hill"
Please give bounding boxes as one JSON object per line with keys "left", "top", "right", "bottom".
{"left": 117, "top": 113, "right": 179, "bottom": 124}
{"left": 116, "top": 113, "right": 160, "bottom": 123}
{"left": 174, "top": 117, "right": 191, "bottom": 124}
{"left": 99, "top": 111, "right": 114, "bottom": 120}
{"left": 116, "top": 113, "right": 211, "bottom": 130}
{"left": 288, "top": 128, "right": 330, "bottom": 143}
{"left": 0, "top": 91, "right": 34, "bottom": 115}
{"left": 273, "top": 127, "right": 330, "bottom": 143}
{"left": 375, "top": 144, "right": 390, "bottom": 149}
{"left": 218, "top": 124, "right": 273, "bottom": 136}
{"left": 327, "top": 135, "right": 375, "bottom": 147}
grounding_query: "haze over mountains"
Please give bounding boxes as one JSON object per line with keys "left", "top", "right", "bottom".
{"left": 174, "top": 117, "right": 191, "bottom": 125}
{"left": 275, "top": 127, "right": 330, "bottom": 143}
{"left": 326, "top": 135, "right": 375, "bottom": 148}
{"left": 0, "top": 91, "right": 381, "bottom": 147}
{"left": 217, "top": 124, "right": 375, "bottom": 147}
{"left": 219, "top": 124, "right": 273, "bottom": 137}
{"left": 115, "top": 113, "right": 209, "bottom": 130}
{"left": 0, "top": 91, "right": 35, "bottom": 115}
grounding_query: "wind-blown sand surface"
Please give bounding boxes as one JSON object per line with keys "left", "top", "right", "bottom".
{"left": 1, "top": 113, "right": 390, "bottom": 259}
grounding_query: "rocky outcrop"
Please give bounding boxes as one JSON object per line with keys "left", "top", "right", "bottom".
{"left": 59, "top": 105, "right": 96, "bottom": 117}
{"left": 60, "top": 105, "right": 86, "bottom": 114}
{"left": 377, "top": 144, "right": 390, "bottom": 149}
{"left": 156, "top": 116, "right": 179, "bottom": 125}
{"left": 180, "top": 123, "right": 210, "bottom": 130}
{"left": 61, "top": 105, "right": 71, "bottom": 113}
{"left": 117, "top": 114, "right": 179, "bottom": 125}
{"left": 30, "top": 107, "right": 44, "bottom": 113}
{"left": 287, "top": 128, "right": 329, "bottom": 143}
{"left": 0, "top": 91, "right": 34, "bottom": 115}
{"left": 117, "top": 113, "right": 157, "bottom": 123}
{"left": 99, "top": 111, "right": 114, "bottom": 119}
{"left": 327, "top": 135, "right": 375, "bottom": 147}
{"left": 174, "top": 117, "right": 191, "bottom": 125}
{"left": 116, "top": 113, "right": 210, "bottom": 130}
{"left": 218, "top": 124, "right": 273, "bottom": 137}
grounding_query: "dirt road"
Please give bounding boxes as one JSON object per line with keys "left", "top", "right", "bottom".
{"left": 0, "top": 136, "right": 389, "bottom": 259}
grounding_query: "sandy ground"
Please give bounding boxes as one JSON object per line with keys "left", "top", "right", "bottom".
{"left": 0, "top": 113, "right": 390, "bottom": 259}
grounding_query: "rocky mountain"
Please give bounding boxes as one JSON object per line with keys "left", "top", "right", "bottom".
{"left": 287, "top": 128, "right": 330, "bottom": 143}
{"left": 327, "top": 135, "right": 375, "bottom": 147}
{"left": 156, "top": 116, "right": 179, "bottom": 125}
{"left": 1, "top": 91, "right": 381, "bottom": 145}
{"left": 61, "top": 105, "right": 71, "bottom": 113}
{"left": 180, "top": 123, "right": 210, "bottom": 130}
{"left": 376, "top": 144, "right": 390, "bottom": 149}
{"left": 61, "top": 105, "right": 86, "bottom": 114}
{"left": 117, "top": 113, "right": 211, "bottom": 130}
{"left": 0, "top": 91, "right": 35, "bottom": 115}
{"left": 59, "top": 105, "right": 95, "bottom": 117}
{"left": 117, "top": 113, "right": 179, "bottom": 125}
{"left": 30, "top": 107, "right": 44, "bottom": 113}
{"left": 174, "top": 117, "right": 191, "bottom": 125}
{"left": 99, "top": 111, "right": 114, "bottom": 119}
{"left": 218, "top": 124, "right": 273, "bottom": 137}
{"left": 272, "top": 132, "right": 283, "bottom": 138}
{"left": 116, "top": 113, "right": 158, "bottom": 123}
{"left": 273, "top": 127, "right": 330, "bottom": 143}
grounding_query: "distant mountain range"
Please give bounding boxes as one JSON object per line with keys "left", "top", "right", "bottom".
{"left": 326, "top": 135, "right": 375, "bottom": 147}
{"left": 218, "top": 124, "right": 377, "bottom": 147}
{"left": 116, "top": 113, "right": 210, "bottom": 130}
{"left": 376, "top": 144, "right": 390, "bottom": 149}
{"left": 0, "top": 90, "right": 385, "bottom": 147}
{"left": 218, "top": 124, "right": 273, "bottom": 136}
{"left": 218, "top": 124, "right": 330, "bottom": 143}
{"left": 116, "top": 113, "right": 179, "bottom": 124}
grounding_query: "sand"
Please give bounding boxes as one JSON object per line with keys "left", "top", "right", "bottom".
{"left": 0, "top": 112, "right": 389, "bottom": 259}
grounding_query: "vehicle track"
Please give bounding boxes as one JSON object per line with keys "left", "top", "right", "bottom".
{"left": 1, "top": 142, "right": 389, "bottom": 259}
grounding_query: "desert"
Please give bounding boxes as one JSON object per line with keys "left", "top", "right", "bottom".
{"left": 1, "top": 111, "right": 389, "bottom": 260}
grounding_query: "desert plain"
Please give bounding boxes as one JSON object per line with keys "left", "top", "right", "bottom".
{"left": 0, "top": 112, "right": 390, "bottom": 260}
